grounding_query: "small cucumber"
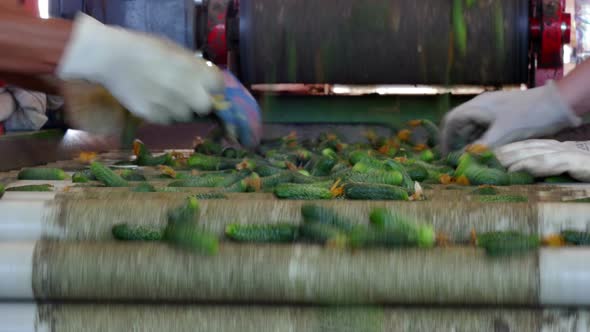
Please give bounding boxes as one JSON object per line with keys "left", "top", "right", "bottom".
{"left": 6, "top": 184, "right": 54, "bottom": 192}
{"left": 445, "top": 150, "right": 463, "bottom": 167}
{"left": 544, "top": 175, "right": 578, "bottom": 183}
{"left": 137, "top": 153, "right": 175, "bottom": 166}
{"left": 406, "top": 164, "right": 428, "bottom": 182}
{"left": 348, "top": 150, "right": 373, "bottom": 165}
{"left": 345, "top": 170, "right": 403, "bottom": 186}
{"left": 112, "top": 223, "right": 163, "bottom": 241}
{"left": 463, "top": 165, "right": 509, "bottom": 186}
{"left": 348, "top": 226, "right": 433, "bottom": 249}
{"left": 470, "top": 186, "right": 498, "bottom": 196}
{"left": 508, "top": 171, "right": 534, "bottom": 185}
{"left": 261, "top": 172, "right": 293, "bottom": 189}
{"left": 187, "top": 153, "right": 240, "bottom": 170}
{"left": 132, "top": 183, "right": 157, "bottom": 192}
{"left": 561, "top": 230, "right": 590, "bottom": 245}
{"left": 17, "top": 168, "right": 66, "bottom": 180}
{"left": 255, "top": 164, "right": 285, "bottom": 177}
{"left": 90, "top": 162, "right": 128, "bottom": 187}
{"left": 120, "top": 169, "right": 146, "bottom": 181}
{"left": 0, "top": 184, "right": 4, "bottom": 198}
{"left": 311, "top": 156, "right": 337, "bottom": 176}
{"left": 274, "top": 183, "right": 335, "bottom": 200}
{"left": 382, "top": 159, "right": 415, "bottom": 192}
{"left": 167, "top": 197, "right": 200, "bottom": 225}
{"left": 301, "top": 204, "right": 356, "bottom": 231}
{"left": 194, "top": 139, "right": 223, "bottom": 155}
{"left": 193, "top": 192, "right": 227, "bottom": 199}
{"left": 72, "top": 172, "right": 90, "bottom": 183}
{"left": 476, "top": 231, "right": 540, "bottom": 256}
{"left": 299, "top": 222, "right": 347, "bottom": 245}
{"left": 164, "top": 223, "right": 218, "bottom": 255}
{"left": 477, "top": 195, "right": 528, "bottom": 203}
{"left": 419, "top": 149, "right": 435, "bottom": 163}
{"left": 368, "top": 208, "right": 435, "bottom": 248}
{"left": 225, "top": 223, "right": 299, "bottom": 243}
{"left": 344, "top": 183, "right": 408, "bottom": 201}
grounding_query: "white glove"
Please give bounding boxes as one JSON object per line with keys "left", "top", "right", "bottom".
{"left": 495, "top": 139, "right": 590, "bottom": 182}
{"left": 440, "top": 81, "right": 582, "bottom": 153}
{"left": 57, "top": 13, "right": 224, "bottom": 125}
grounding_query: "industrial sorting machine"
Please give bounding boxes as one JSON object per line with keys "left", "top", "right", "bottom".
{"left": 2, "top": 0, "right": 590, "bottom": 331}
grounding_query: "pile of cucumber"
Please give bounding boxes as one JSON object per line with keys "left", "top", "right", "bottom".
{"left": 4, "top": 119, "right": 585, "bottom": 200}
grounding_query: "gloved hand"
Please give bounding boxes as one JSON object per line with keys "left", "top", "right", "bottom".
{"left": 440, "top": 81, "right": 582, "bottom": 154}
{"left": 495, "top": 139, "right": 590, "bottom": 182}
{"left": 215, "top": 70, "right": 262, "bottom": 148}
{"left": 57, "top": 13, "right": 225, "bottom": 125}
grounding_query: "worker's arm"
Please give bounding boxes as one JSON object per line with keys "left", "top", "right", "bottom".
{"left": 0, "top": 2, "right": 71, "bottom": 75}
{"left": 440, "top": 59, "right": 590, "bottom": 154}
{"left": 0, "top": 6, "right": 261, "bottom": 146}
{"left": 556, "top": 59, "right": 590, "bottom": 116}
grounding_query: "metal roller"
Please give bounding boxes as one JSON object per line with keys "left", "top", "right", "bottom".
{"left": 2, "top": 304, "right": 590, "bottom": 331}
{"left": 1, "top": 242, "right": 590, "bottom": 305}
{"left": 234, "top": 0, "right": 529, "bottom": 85}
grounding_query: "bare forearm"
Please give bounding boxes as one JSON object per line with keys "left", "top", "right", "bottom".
{"left": 556, "top": 59, "right": 590, "bottom": 116}
{"left": 0, "top": 2, "right": 71, "bottom": 75}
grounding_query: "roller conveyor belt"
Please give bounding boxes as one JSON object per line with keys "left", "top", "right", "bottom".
{"left": 3, "top": 152, "right": 590, "bottom": 331}
{"left": 2, "top": 188, "right": 590, "bottom": 242}
{"left": 1, "top": 304, "right": 590, "bottom": 331}
{"left": 1, "top": 241, "right": 589, "bottom": 305}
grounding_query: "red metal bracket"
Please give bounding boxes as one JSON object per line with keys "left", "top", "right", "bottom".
{"left": 531, "top": 0, "right": 571, "bottom": 86}
{"left": 204, "top": 0, "right": 231, "bottom": 66}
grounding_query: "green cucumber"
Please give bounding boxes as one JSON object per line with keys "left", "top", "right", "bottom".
{"left": 167, "top": 197, "right": 200, "bottom": 225}
{"left": 561, "top": 230, "right": 590, "bottom": 245}
{"left": 476, "top": 231, "right": 540, "bottom": 256}
{"left": 0, "top": 184, "right": 4, "bottom": 198}
{"left": 225, "top": 223, "right": 299, "bottom": 243}
{"left": 274, "top": 183, "right": 335, "bottom": 200}
{"left": 346, "top": 170, "right": 403, "bottom": 186}
{"left": 470, "top": 186, "right": 498, "bottom": 196}
{"left": 112, "top": 223, "right": 163, "bottom": 241}
{"left": 72, "top": 171, "right": 90, "bottom": 183}
{"left": 463, "top": 165, "right": 509, "bottom": 186}
{"left": 163, "top": 223, "right": 218, "bottom": 255}
{"left": 137, "top": 153, "right": 175, "bottom": 166}
{"left": 299, "top": 222, "right": 347, "bottom": 245}
{"left": 255, "top": 164, "right": 285, "bottom": 177}
{"left": 508, "top": 171, "right": 535, "bottom": 185}
{"left": 120, "top": 169, "right": 146, "bottom": 181}
{"left": 311, "top": 156, "right": 337, "bottom": 176}
{"left": 419, "top": 149, "right": 435, "bottom": 163}
{"left": 193, "top": 192, "right": 228, "bottom": 199}
{"left": 348, "top": 150, "right": 373, "bottom": 165}
{"left": 544, "top": 175, "right": 578, "bottom": 183}
{"left": 477, "top": 195, "right": 528, "bottom": 203}
{"left": 90, "top": 162, "right": 128, "bottom": 187}
{"left": 6, "top": 184, "right": 54, "bottom": 192}
{"left": 406, "top": 164, "right": 428, "bottom": 182}
{"left": 132, "top": 183, "right": 157, "bottom": 192}
{"left": 261, "top": 172, "right": 293, "bottom": 189}
{"left": 300, "top": 204, "right": 356, "bottom": 231}
{"left": 445, "top": 150, "right": 463, "bottom": 167}
{"left": 368, "top": 208, "right": 435, "bottom": 248}
{"left": 194, "top": 139, "right": 223, "bottom": 155}
{"left": 348, "top": 225, "right": 434, "bottom": 249}
{"left": 168, "top": 175, "right": 233, "bottom": 188}
{"left": 187, "top": 153, "right": 240, "bottom": 170}
{"left": 17, "top": 168, "right": 66, "bottom": 180}
{"left": 382, "top": 159, "right": 415, "bottom": 192}
{"left": 344, "top": 183, "right": 408, "bottom": 201}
